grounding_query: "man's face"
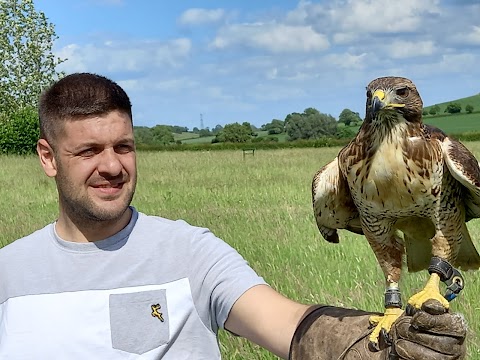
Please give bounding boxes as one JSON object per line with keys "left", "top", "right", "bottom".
{"left": 52, "top": 110, "right": 136, "bottom": 223}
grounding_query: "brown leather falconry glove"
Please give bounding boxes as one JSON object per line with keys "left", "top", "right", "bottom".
{"left": 289, "top": 299, "right": 466, "bottom": 360}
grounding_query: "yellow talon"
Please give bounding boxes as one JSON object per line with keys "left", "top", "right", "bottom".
{"left": 369, "top": 307, "right": 404, "bottom": 344}
{"left": 408, "top": 273, "right": 450, "bottom": 310}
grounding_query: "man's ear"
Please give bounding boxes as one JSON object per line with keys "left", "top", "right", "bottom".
{"left": 37, "top": 139, "right": 57, "bottom": 177}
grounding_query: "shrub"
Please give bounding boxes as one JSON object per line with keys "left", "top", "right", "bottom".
{"left": 0, "top": 107, "right": 39, "bottom": 155}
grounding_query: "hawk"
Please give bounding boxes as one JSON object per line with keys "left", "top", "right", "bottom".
{"left": 312, "top": 76, "right": 480, "bottom": 347}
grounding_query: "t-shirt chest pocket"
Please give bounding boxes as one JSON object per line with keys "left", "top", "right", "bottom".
{"left": 109, "top": 289, "right": 170, "bottom": 354}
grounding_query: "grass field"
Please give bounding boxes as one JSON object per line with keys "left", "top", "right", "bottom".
{"left": 1, "top": 147, "right": 480, "bottom": 358}
{"left": 181, "top": 134, "right": 216, "bottom": 144}
{"left": 424, "top": 94, "right": 480, "bottom": 114}
{"left": 424, "top": 112, "right": 480, "bottom": 134}
{"left": 173, "top": 132, "right": 200, "bottom": 141}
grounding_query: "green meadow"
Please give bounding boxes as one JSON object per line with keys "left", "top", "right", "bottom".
{"left": 424, "top": 112, "right": 480, "bottom": 134}
{"left": 1, "top": 147, "right": 479, "bottom": 359}
{"left": 424, "top": 94, "right": 480, "bottom": 115}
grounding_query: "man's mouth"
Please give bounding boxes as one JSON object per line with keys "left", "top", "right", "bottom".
{"left": 94, "top": 183, "right": 123, "bottom": 188}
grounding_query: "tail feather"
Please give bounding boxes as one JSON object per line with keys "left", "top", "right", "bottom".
{"left": 456, "top": 224, "right": 480, "bottom": 270}
{"left": 403, "top": 223, "right": 480, "bottom": 272}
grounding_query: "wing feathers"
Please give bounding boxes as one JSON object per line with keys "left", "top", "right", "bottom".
{"left": 442, "top": 137, "right": 480, "bottom": 220}
{"left": 312, "top": 158, "right": 361, "bottom": 243}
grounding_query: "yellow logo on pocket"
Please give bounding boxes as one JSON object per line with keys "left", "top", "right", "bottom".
{"left": 151, "top": 304, "right": 164, "bottom": 322}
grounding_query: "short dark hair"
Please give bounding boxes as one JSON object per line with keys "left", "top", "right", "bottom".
{"left": 38, "top": 73, "right": 132, "bottom": 145}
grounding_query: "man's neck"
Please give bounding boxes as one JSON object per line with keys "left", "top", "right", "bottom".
{"left": 55, "top": 207, "right": 132, "bottom": 243}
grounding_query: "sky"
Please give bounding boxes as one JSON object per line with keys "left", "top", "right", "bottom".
{"left": 34, "top": 0, "right": 480, "bottom": 130}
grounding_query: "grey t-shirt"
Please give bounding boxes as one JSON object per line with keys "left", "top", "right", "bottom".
{"left": 0, "top": 207, "right": 266, "bottom": 359}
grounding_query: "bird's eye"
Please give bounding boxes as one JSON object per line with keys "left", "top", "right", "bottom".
{"left": 366, "top": 90, "right": 372, "bottom": 98}
{"left": 396, "top": 87, "right": 409, "bottom": 97}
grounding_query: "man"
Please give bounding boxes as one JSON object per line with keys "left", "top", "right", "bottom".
{"left": 0, "top": 73, "right": 466, "bottom": 359}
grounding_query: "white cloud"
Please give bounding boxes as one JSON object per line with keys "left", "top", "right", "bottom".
{"left": 204, "top": 86, "right": 236, "bottom": 101}
{"left": 250, "top": 83, "right": 306, "bottom": 101}
{"left": 333, "top": 32, "right": 360, "bottom": 45}
{"left": 451, "top": 25, "right": 480, "bottom": 45}
{"left": 153, "top": 77, "right": 199, "bottom": 92}
{"left": 117, "top": 79, "right": 144, "bottom": 92}
{"left": 437, "top": 53, "right": 477, "bottom": 72}
{"left": 285, "top": 0, "right": 442, "bottom": 47}
{"left": 328, "top": 0, "right": 441, "bottom": 34}
{"left": 56, "top": 38, "right": 192, "bottom": 74}
{"left": 324, "top": 53, "right": 368, "bottom": 70}
{"left": 386, "top": 40, "right": 436, "bottom": 59}
{"left": 211, "top": 23, "right": 329, "bottom": 53}
{"left": 179, "top": 8, "right": 226, "bottom": 26}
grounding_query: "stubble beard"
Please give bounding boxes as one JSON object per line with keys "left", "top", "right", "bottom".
{"left": 56, "top": 168, "right": 136, "bottom": 227}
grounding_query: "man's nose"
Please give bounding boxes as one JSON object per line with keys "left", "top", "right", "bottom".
{"left": 97, "top": 148, "right": 123, "bottom": 176}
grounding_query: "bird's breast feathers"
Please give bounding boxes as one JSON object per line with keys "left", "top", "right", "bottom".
{"left": 342, "top": 126, "right": 443, "bottom": 216}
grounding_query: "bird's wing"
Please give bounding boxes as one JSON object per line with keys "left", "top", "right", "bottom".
{"left": 441, "top": 135, "right": 480, "bottom": 270}
{"left": 442, "top": 135, "right": 480, "bottom": 221}
{"left": 312, "top": 157, "right": 362, "bottom": 243}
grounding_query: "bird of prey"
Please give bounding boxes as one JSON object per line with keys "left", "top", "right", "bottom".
{"left": 312, "top": 76, "right": 480, "bottom": 347}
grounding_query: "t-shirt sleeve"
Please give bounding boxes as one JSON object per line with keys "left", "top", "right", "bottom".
{"left": 188, "top": 227, "right": 267, "bottom": 333}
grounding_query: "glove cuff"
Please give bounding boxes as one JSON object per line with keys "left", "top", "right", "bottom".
{"left": 289, "top": 305, "right": 390, "bottom": 360}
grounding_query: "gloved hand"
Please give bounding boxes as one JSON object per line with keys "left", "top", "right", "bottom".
{"left": 289, "top": 299, "right": 466, "bottom": 360}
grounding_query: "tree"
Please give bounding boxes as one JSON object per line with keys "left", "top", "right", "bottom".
{"left": 284, "top": 108, "right": 337, "bottom": 141}
{"left": 151, "top": 125, "right": 174, "bottom": 145}
{"left": 444, "top": 103, "right": 461, "bottom": 114}
{"left": 466, "top": 104, "right": 474, "bottom": 114}
{"left": 428, "top": 105, "right": 440, "bottom": 115}
{"left": 212, "top": 124, "right": 223, "bottom": 134}
{"left": 336, "top": 126, "right": 356, "bottom": 139}
{"left": 0, "top": 0, "right": 65, "bottom": 114}
{"left": 134, "top": 126, "right": 154, "bottom": 145}
{"left": 338, "top": 108, "right": 362, "bottom": 126}
{"left": 261, "top": 119, "right": 284, "bottom": 135}
{"left": 198, "top": 127, "right": 212, "bottom": 137}
{"left": 170, "top": 125, "right": 188, "bottom": 134}
{"left": 215, "top": 123, "right": 254, "bottom": 143}
{"left": 241, "top": 122, "right": 256, "bottom": 137}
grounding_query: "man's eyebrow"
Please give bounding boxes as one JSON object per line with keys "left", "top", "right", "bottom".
{"left": 71, "top": 142, "right": 101, "bottom": 151}
{"left": 116, "top": 137, "right": 135, "bottom": 144}
{"left": 73, "top": 137, "right": 134, "bottom": 149}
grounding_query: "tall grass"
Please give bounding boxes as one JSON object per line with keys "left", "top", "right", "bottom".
{"left": 1, "top": 147, "right": 479, "bottom": 359}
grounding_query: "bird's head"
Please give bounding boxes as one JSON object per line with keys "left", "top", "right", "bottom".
{"left": 365, "top": 77, "right": 423, "bottom": 125}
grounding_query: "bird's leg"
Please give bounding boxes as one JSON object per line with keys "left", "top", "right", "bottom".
{"left": 368, "top": 281, "right": 403, "bottom": 348}
{"left": 408, "top": 256, "right": 464, "bottom": 310}
{"left": 408, "top": 227, "right": 464, "bottom": 310}
{"left": 362, "top": 226, "right": 405, "bottom": 349}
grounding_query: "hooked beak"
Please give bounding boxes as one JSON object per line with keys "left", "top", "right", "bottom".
{"left": 372, "top": 94, "right": 385, "bottom": 113}
{"left": 371, "top": 89, "right": 405, "bottom": 114}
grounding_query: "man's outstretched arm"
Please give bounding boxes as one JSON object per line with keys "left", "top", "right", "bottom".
{"left": 225, "top": 285, "right": 467, "bottom": 359}
{"left": 224, "top": 284, "right": 313, "bottom": 359}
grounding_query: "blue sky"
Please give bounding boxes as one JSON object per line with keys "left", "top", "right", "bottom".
{"left": 35, "top": 0, "right": 480, "bottom": 130}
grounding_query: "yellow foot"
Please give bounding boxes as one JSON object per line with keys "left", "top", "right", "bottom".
{"left": 407, "top": 273, "right": 450, "bottom": 310}
{"left": 368, "top": 307, "right": 403, "bottom": 345}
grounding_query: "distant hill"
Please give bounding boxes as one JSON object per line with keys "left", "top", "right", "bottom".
{"left": 422, "top": 93, "right": 480, "bottom": 134}
{"left": 423, "top": 93, "right": 480, "bottom": 114}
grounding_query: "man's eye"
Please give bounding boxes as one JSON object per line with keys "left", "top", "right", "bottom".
{"left": 116, "top": 144, "right": 133, "bottom": 153}
{"left": 78, "top": 149, "right": 96, "bottom": 157}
